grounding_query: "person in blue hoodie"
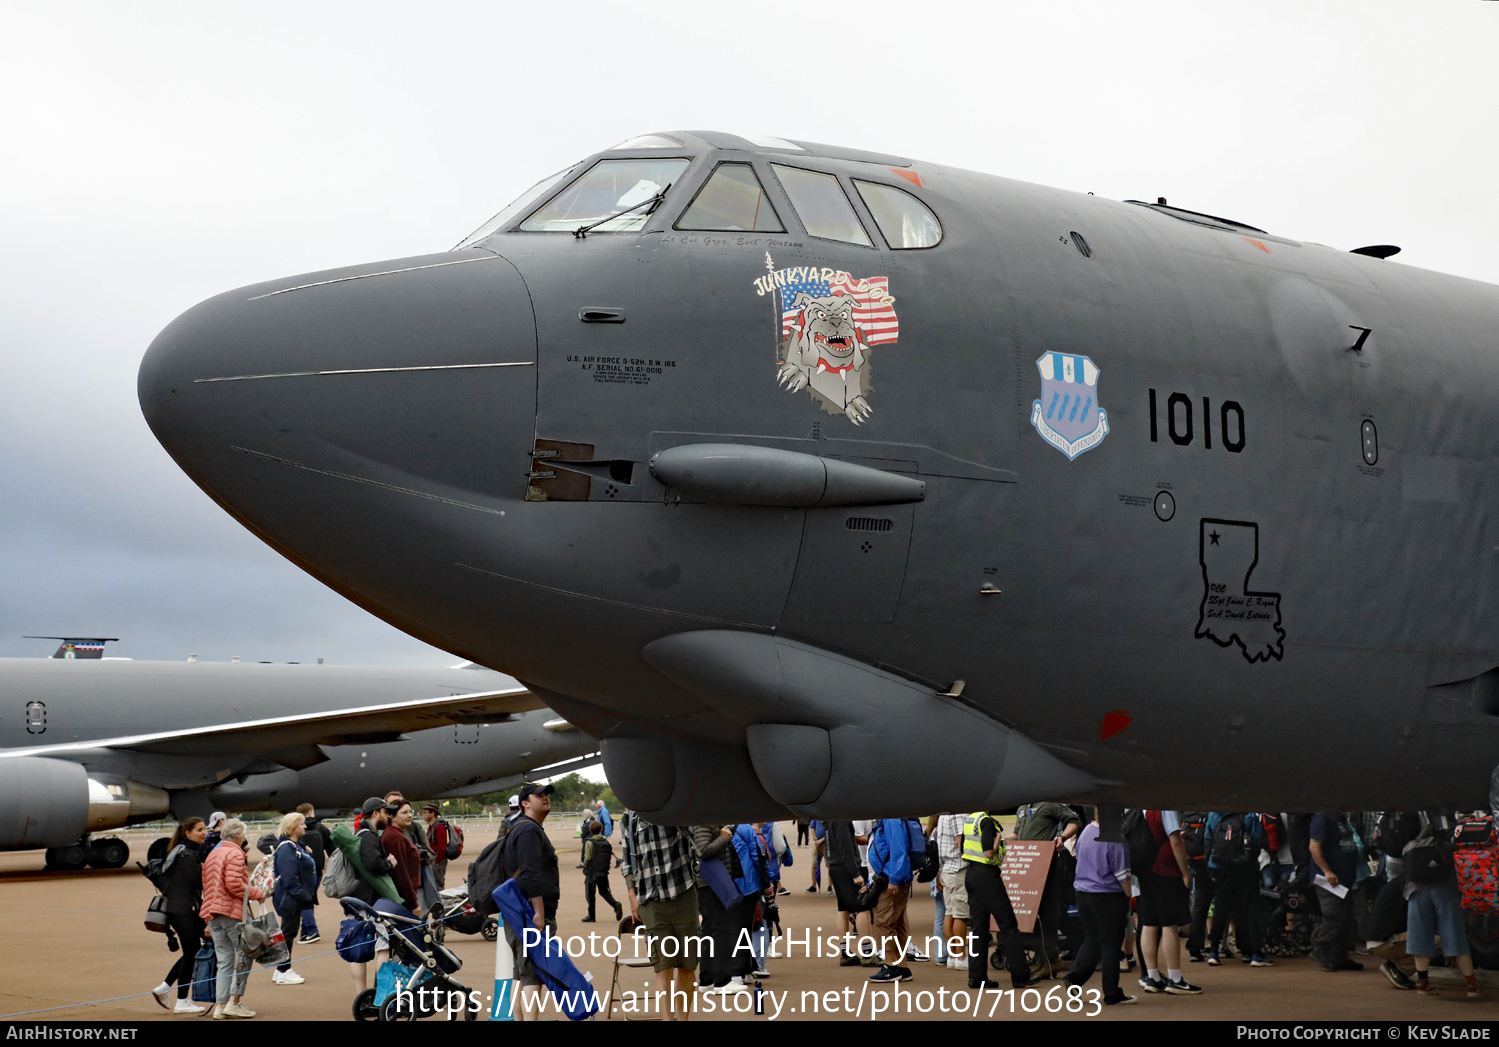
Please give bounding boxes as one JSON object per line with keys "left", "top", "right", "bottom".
{"left": 866, "top": 818, "right": 914, "bottom": 983}
{"left": 270, "top": 811, "right": 317, "bottom": 986}
{"left": 730, "top": 824, "right": 771, "bottom": 980}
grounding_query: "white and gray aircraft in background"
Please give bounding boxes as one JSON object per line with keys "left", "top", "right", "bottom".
{"left": 0, "top": 638, "right": 595, "bottom": 870}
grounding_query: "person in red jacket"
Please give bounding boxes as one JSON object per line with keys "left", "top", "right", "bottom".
{"left": 198, "top": 818, "right": 264, "bottom": 1019}
{"left": 422, "top": 804, "right": 451, "bottom": 889}
{"left": 382, "top": 802, "right": 422, "bottom": 914}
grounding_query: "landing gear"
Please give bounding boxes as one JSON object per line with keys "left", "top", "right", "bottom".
{"left": 42, "top": 835, "right": 128, "bottom": 871}
{"left": 89, "top": 836, "right": 129, "bottom": 869}
{"left": 44, "top": 842, "right": 90, "bottom": 871}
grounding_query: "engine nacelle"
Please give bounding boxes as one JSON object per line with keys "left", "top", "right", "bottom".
{"left": 643, "top": 630, "right": 1101, "bottom": 819}
{"left": 0, "top": 758, "right": 170, "bottom": 849}
{"left": 600, "top": 736, "right": 787, "bottom": 824}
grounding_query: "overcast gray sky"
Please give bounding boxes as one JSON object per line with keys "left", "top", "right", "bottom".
{"left": 1, "top": 1, "right": 1494, "bottom": 665}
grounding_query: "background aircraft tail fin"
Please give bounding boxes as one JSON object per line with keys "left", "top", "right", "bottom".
{"left": 22, "top": 636, "right": 120, "bottom": 659}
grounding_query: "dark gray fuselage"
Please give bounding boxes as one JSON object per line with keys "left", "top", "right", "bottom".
{"left": 138, "top": 131, "right": 1499, "bottom": 816}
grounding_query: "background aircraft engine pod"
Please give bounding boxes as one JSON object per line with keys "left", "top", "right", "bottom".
{"left": 644, "top": 631, "right": 1099, "bottom": 818}
{"left": 85, "top": 773, "right": 171, "bottom": 832}
{"left": 0, "top": 758, "right": 91, "bottom": 849}
{"left": 599, "top": 735, "right": 787, "bottom": 824}
{"left": 0, "top": 759, "right": 174, "bottom": 848}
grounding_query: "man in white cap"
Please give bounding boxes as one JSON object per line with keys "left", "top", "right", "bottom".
{"left": 497, "top": 794, "right": 522, "bottom": 846}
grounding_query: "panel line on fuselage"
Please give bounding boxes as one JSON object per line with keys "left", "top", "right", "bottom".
{"left": 244, "top": 254, "right": 501, "bottom": 300}
{"left": 195, "top": 360, "right": 535, "bottom": 383}
{"left": 231, "top": 446, "right": 509, "bottom": 516}
{"left": 455, "top": 561, "right": 769, "bottom": 630}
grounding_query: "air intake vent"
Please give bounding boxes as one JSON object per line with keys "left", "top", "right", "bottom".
{"left": 845, "top": 517, "right": 894, "bottom": 532}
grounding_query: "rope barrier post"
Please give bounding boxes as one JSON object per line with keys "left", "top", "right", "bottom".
{"left": 492, "top": 909, "right": 515, "bottom": 1021}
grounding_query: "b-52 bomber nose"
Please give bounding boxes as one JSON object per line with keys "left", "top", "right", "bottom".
{"left": 138, "top": 249, "right": 539, "bottom": 655}
{"left": 149, "top": 130, "right": 1497, "bottom": 826}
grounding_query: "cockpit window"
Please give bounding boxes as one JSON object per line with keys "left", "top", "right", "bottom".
{"left": 452, "top": 167, "right": 575, "bottom": 250}
{"left": 675, "top": 163, "right": 784, "bottom": 233}
{"left": 610, "top": 133, "right": 684, "bottom": 150}
{"left": 741, "top": 135, "right": 803, "bottom": 151}
{"left": 853, "top": 180, "right": 942, "bottom": 249}
{"left": 770, "top": 164, "right": 872, "bottom": 247}
{"left": 520, "top": 158, "right": 690, "bottom": 233}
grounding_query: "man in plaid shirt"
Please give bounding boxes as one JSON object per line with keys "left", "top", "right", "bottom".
{"left": 623, "top": 817, "right": 702, "bottom": 1020}
{"left": 936, "top": 812, "right": 969, "bottom": 970}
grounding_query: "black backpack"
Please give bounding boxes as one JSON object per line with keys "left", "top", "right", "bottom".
{"left": 1209, "top": 813, "right": 1254, "bottom": 867}
{"left": 301, "top": 821, "right": 327, "bottom": 867}
{"left": 467, "top": 837, "right": 510, "bottom": 916}
{"left": 1122, "top": 809, "right": 1159, "bottom": 872}
{"left": 1287, "top": 814, "right": 1313, "bottom": 866}
{"left": 1180, "top": 812, "right": 1209, "bottom": 863}
{"left": 587, "top": 836, "right": 613, "bottom": 875}
{"left": 916, "top": 834, "right": 940, "bottom": 884}
{"left": 137, "top": 837, "right": 177, "bottom": 892}
{"left": 1378, "top": 812, "right": 1421, "bottom": 858}
{"left": 1403, "top": 833, "right": 1448, "bottom": 885}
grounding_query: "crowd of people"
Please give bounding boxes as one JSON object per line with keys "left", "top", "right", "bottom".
{"left": 921, "top": 805, "right": 1490, "bottom": 1006}
{"left": 144, "top": 792, "right": 460, "bottom": 1019}
{"left": 143, "top": 790, "right": 1494, "bottom": 1021}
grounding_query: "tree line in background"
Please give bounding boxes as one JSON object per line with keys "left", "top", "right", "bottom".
{"left": 421, "top": 772, "right": 619, "bottom": 819}
{"left": 221, "top": 773, "right": 618, "bottom": 824}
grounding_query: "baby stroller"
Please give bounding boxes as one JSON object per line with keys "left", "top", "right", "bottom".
{"left": 342, "top": 897, "right": 479, "bottom": 1021}
{"left": 1259, "top": 875, "right": 1318, "bottom": 957}
{"left": 434, "top": 886, "right": 499, "bottom": 944}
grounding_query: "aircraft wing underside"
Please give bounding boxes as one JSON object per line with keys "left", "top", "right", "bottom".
{"left": 0, "top": 686, "right": 541, "bottom": 770}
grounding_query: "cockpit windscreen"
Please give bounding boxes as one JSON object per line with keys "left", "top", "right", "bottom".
{"left": 521, "top": 158, "right": 689, "bottom": 233}
{"left": 452, "top": 167, "right": 575, "bottom": 250}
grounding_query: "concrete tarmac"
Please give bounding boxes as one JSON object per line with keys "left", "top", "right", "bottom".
{"left": 0, "top": 823, "right": 1494, "bottom": 1022}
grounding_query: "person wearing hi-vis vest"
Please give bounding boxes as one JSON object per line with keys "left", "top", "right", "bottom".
{"left": 962, "top": 810, "right": 1034, "bottom": 991}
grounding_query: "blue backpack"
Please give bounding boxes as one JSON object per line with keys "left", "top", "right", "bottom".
{"left": 191, "top": 943, "right": 217, "bottom": 1004}
{"left": 903, "top": 819, "right": 928, "bottom": 868}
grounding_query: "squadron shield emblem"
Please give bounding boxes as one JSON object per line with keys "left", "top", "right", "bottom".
{"left": 755, "top": 255, "right": 899, "bottom": 425}
{"left": 1030, "top": 352, "right": 1110, "bottom": 460}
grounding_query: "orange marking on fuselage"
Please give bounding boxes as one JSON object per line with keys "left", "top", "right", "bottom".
{"left": 1242, "top": 237, "right": 1270, "bottom": 253}
{"left": 892, "top": 169, "right": 923, "bottom": 188}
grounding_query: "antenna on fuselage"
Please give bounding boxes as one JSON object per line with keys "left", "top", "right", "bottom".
{"left": 766, "top": 251, "right": 782, "bottom": 364}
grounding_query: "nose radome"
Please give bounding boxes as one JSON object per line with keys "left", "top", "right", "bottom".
{"left": 139, "top": 248, "right": 538, "bottom": 569}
